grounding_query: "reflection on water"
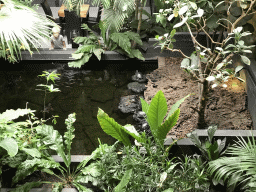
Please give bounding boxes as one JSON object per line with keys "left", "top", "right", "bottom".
{"left": 0, "top": 63, "right": 147, "bottom": 155}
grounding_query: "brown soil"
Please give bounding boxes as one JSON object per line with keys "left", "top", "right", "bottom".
{"left": 144, "top": 57, "right": 253, "bottom": 139}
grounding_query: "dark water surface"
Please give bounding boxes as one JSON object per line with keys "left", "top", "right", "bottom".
{"left": 0, "top": 61, "right": 156, "bottom": 154}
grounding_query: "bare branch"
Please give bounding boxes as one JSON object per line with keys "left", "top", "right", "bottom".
{"left": 166, "top": 47, "right": 190, "bottom": 59}
{"left": 197, "top": 20, "right": 222, "bottom": 46}
{"left": 184, "top": 20, "right": 212, "bottom": 55}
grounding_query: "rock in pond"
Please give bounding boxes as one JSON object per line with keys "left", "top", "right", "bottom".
{"left": 118, "top": 95, "right": 141, "bottom": 114}
{"left": 127, "top": 82, "right": 147, "bottom": 93}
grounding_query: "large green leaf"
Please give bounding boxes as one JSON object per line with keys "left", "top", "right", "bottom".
{"left": 97, "top": 108, "right": 131, "bottom": 146}
{"left": 157, "top": 109, "right": 180, "bottom": 143}
{"left": 0, "top": 137, "right": 18, "bottom": 157}
{"left": 114, "top": 169, "right": 133, "bottom": 192}
{"left": 0, "top": 0, "right": 56, "bottom": 63}
{"left": 110, "top": 32, "right": 131, "bottom": 53}
{"left": 21, "top": 148, "right": 41, "bottom": 158}
{"left": 93, "top": 48, "right": 105, "bottom": 61}
{"left": 123, "top": 124, "right": 145, "bottom": 143}
{"left": 140, "top": 97, "right": 150, "bottom": 115}
{"left": 13, "top": 158, "right": 60, "bottom": 184}
{"left": 36, "top": 125, "right": 68, "bottom": 166}
{"left": 206, "top": 15, "right": 219, "bottom": 29}
{"left": 129, "top": 49, "right": 145, "bottom": 60}
{"left": 68, "top": 53, "right": 92, "bottom": 68}
{"left": 167, "top": 94, "right": 190, "bottom": 118}
{"left": 124, "top": 31, "right": 143, "bottom": 46}
{"left": 0, "top": 108, "right": 35, "bottom": 123}
{"left": 147, "top": 90, "right": 168, "bottom": 140}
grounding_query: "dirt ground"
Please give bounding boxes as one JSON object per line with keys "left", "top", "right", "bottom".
{"left": 144, "top": 57, "right": 253, "bottom": 139}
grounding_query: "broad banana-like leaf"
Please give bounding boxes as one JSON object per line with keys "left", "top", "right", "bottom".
{"left": 167, "top": 94, "right": 190, "bottom": 118}
{"left": 0, "top": 137, "right": 18, "bottom": 157}
{"left": 97, "top": 108, "right": 131, "bottom": 146}
{"left": 157, "top": 109, "right": 180, "bottom": 143}
{"left": 114, "top": 169, "right": 133, "bottom": 192}
{"left": 140, "top": 97, "right": 149, "bottom": 120}
{"left": 146, "top": 90, "right": 167, "bottom": 139}
{"left": 123, "top": 124, "right": 145, "bottom": 144}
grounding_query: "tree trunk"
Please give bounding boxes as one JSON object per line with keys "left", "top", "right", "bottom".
{"left": 197, "top": 79, "right": 209, "bottom": 129}
{"left": 135, "top": 0, "right": 139, "bottom": 20}
{"left": 137, "top": 0, "right": 145, "bottom": 35}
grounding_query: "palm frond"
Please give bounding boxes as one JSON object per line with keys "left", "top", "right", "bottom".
{"left": 208, "top": 134, "right": 256, "bottom": 191}
{"left": 0, "top": 0, "right": 55, "bottom": 63}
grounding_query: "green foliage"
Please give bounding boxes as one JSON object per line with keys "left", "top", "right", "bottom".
{"left": 208, "top": 135, "right": 256, "bottom": 192}
{"left": 97, "top": 108, "right": 145, "bottom": 146}
{"left": 0, "top": 108, "right": 41, "bottom": 158}
{"left": 187, "top": 125, "right": 228, "bottom": 162}
{"left": 36, "top": 71, "right": 60, "bottom": 121}
{"left": 161, "top": 155, "right": 210, "bottom": 191}
{"left": 98, "top": 90, "right": 190, "bottom": 147}
{"left": 11, "top": 114, "right": 107, "bottom": 191}
{"left": 68, "top": 24, "right": 105, "bottom": 68}
{"left": 0, "top": 0, "right": 56, "bottom": 63}
{"left": 114, "top": 169, "right": 132, "bottom": 192}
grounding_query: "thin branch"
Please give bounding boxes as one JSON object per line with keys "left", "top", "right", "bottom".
{"left": 184, "top": 19, "right": 212, "bottom": 55}
{"left": 231, "top": 0, "right": 256, "bottom": 32}
{"left": 197, "top": 20, "right": 222, "bottom": 46}
{"left": 166, "top": 47, "right": 190, "bottom": 59}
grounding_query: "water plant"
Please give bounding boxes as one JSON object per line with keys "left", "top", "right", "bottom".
{"left": 36, "top": 70, "right": 60, "bottom": 121}
{"left": 155, "top": 0, "right": 256, "bottom": 128}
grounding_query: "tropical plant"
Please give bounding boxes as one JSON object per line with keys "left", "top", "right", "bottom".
{"left": 9, "top": 113, "right": 131, "bottom": 192}
{"left": 0, "top": 108, "right": 52, "bottom": 188}
{"left": 124, "top": 11, "right": 168, "bottom": 40}
{"left": 62, "top": 0, "right": 136, "bottom": 32}
{"left": 208, "top": 134, "right": 256, "bottom": 192}
{"left": 86, "top": 137, "right": 178, "bottom": 192}
{"left": 36, "top": 70, "right": 61, "bottom": 121}
{"left": 12, "top": 0, "right": 39, "bottom": 9}
{"left": 187, "top": 125, "right": 228, "bottom": 162}
{"left": 97, "top": 90, "right": 190, "bottom": 148}
{"left": 68, "top": 23, "right": 144, "bottom": 68}
{"left": 155, "top": 0, "right": 256, "bottom": 128}
{"left": 0, "top": 0, "right": 56, "bottom": 63}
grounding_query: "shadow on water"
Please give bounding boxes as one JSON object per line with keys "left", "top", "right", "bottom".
{"left": 0, "top": 59, "right": 157, "bottom": 154}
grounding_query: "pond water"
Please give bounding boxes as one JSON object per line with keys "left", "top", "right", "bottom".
{"left": 0, "top": 60, "right": 157, "bottom": 154}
